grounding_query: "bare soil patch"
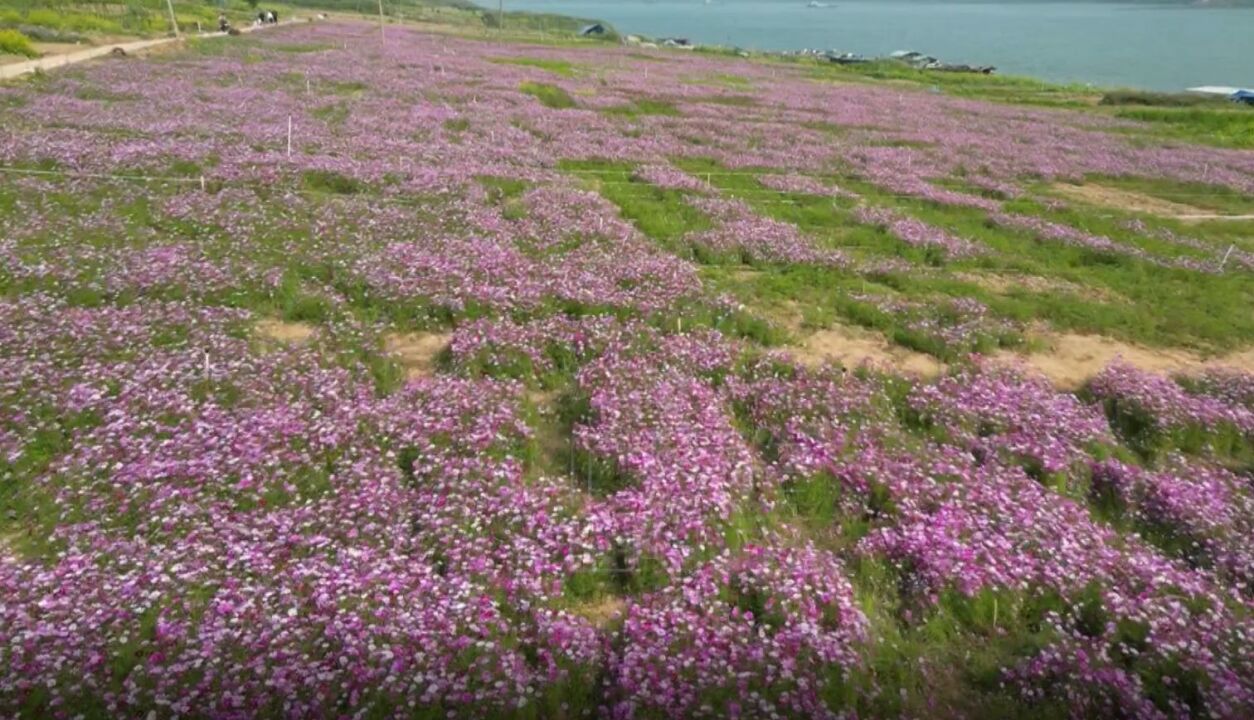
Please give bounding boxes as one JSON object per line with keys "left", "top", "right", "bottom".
{"left": 996, "top": 332, "right": 1254, "bottom": 389}
{"left": 385, "top": 331, "right": 450, "bottom": 378}
{"left": 1051, "top": 183, "right": 1253, "bottom": 222}
{"left": 953, "top": 271, "right": 1124, "bottom": 304}
{"left": 791, "top": 324, "right": 944, "bottom": 377}
{"left": 570, "top": 596, "right": 625, "bottom": 628}
{"left": 257, "top": 319, "right": 316, "bottom": 344}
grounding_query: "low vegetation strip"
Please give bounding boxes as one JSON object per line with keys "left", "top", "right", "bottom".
{"left": 0, "top": 18, "right": 1251, "bottom": 718}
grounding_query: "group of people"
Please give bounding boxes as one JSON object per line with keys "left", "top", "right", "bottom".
{"left": 217, "top": 10, "right": 279, "bottom": 33}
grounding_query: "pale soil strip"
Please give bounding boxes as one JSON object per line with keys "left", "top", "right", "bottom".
{"left": 0, "top": 20, "right": 307, "bottom": 81}
{"left": 793, "top": 325, "right": 1252, "bottom": 391}
{"left": 385, "top": 332, "right": 451, "bottom": 379}
{"left": 790, "top": 324, "right": 945, "bottom": 378}
{"left": 1051, "top": 183, "right": 1254, "bottom": 223}
{"left": 994, "top": 333, "right": 1254, "bottom": 390}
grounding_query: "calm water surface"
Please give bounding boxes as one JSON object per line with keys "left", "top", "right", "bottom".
{"left": 502, "top": 0, "right": 1254, "bottom": 90}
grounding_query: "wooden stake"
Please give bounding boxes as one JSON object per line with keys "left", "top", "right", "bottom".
{"left": 286, "top": 116, "right": 292, "bottom": 158}
{"left": 1219, "top": 244, "right": 1235, "bottom": 271}
{"left": 164, "top": 0, "right": 180, "bottom": 38}
{"left": 378, "top": 0, "right": 386, "bottom": 42}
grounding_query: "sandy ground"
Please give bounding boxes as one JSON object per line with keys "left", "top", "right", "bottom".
{"left": 792, "top": 323, "right": 1252, "bottom": 390}
{"left": 790, "top": 324, "right": 945, "bottom": 377}
{"left": 0, "top": 37, "right": 142, "bottom": 67}
{"left": 385, "top": 331, "right": 450, "bottom": 378}
{"left": 952, "top": 271, "right": 1125, "bottom": 304}
{"left": 257, "top": 319, "right": 317, "bottom": 344}
{"left": 570, "top": 596, "right": 626, "bottom": 628}
{"left": 1051, "top": 183, "right": 1254, "bottom": 222}
{"left": 996, "top": 333, "right": 1254, "bottom": 389}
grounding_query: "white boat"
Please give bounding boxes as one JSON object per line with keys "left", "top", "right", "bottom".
{"left": 808, "top": 1, "right": 831, "bottom": 7}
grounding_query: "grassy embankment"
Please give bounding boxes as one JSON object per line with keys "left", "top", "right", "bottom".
{"left": 0, "top": 0, "right": 615, "bottom": 56}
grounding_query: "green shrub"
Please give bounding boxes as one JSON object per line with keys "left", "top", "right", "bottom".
{"left": 520, "top": 81, "right": 576, "bottom": 109}
{"left": 0, "top": 28, "right": 37, "bottom": 58}
{"left": 301, "top": 169, "right": 362, "bottom": 195}
{"left": 1099, "top": 90, "right": 1227, "bottom": 107}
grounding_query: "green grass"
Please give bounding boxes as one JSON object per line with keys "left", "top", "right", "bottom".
{"left": 301, "top": 169, "right": 363, "bottom": 195}
{"left": 558, "top": 159, "right": 712, "bottom": 252}
{"left": 311, "top": 103, "right": 351, "bottom": 126}
{"left": 489, "top": 56, "right": 579, "bottom": 77}
{"left": 1113, "top": 106, "right": 1254, "bottom": 149}
{"left": 1099, "top": 90, "right": 1233, "bottom": 108}
{"left": 602, "top": 98, "right": 682, "bottom": 118}
{"left": 800, "top": 56, "right": 1252, "bottom": 148}
{"left": 807, "top": 59, "right": 1094, "bottom": 109}
{"left": 668, "top": 157, "right": 1254, "bottom": 353}
{"left": 477, "top": 175, "right": 529, "bottom": 202}
{"left": 520, "top": 81, "right": 576, "bottom": 109}
{"left": 1083, "top": 175, "right": 1254, "bottom": 216}
{"left": 0, "top": 28, "right": 37, "bottom": 58}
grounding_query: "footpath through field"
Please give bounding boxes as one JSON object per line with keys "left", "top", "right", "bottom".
{"left": 0, "top": 20, "right": 305, "bottom": 81}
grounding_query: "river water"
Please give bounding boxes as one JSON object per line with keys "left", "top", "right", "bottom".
{"left": 501, "top": 0, "right": 1254, "bottom": 91}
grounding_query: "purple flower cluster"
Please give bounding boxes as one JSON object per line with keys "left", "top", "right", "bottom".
{"left": 851, "top": 293, "right": 1019, "bottom": 356}
{"left": 1091, "top": 458, "right": 1254, "bottom": 592}
{"left": 607, "top": 544, "right": 867, "bottom": 719}
{"left": 573, "top": 334, "right": 758, "bottom": 574}
{"left": 854, "top": 205, "right": 983, "bottom": 259}
{"left": 732, "top": 359, "right": 1254, "bottom": 715}
{"left": 1176, "top": 366, "right": 1254, "bottom": 410}
{"left": 909, "top": 361, "right": 1114, "bottom": 476}
{"left": 1088, "top": 362, "right": 1254, "bottom": 438}
{"left": 2, "top": 17, "right": 1252, "bottom": 718}
{"left": 0, "top": 300, "right": 608, "bottom": 716}
{"left": 757, "top": 173, "right": 858, "bottom": 199}
{"left": 631, "top": 163, "right": 714, "bottom": 193}
{"left": 687, "top": 196, "right": 851, "bottom": 266}
{"left": 354, "top": 190, "right": 699, "bottom": 316}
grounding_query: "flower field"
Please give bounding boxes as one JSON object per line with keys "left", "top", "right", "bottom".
{"left": 1, "top": 19, "right": 1252, "bottom": 718}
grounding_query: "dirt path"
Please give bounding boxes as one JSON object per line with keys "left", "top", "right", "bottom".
{"left": 385, "top": 332, "right": 450, "bottom": 379}
{"left": 0, "top": 20, "right": 308, "bottom": 81}
{"left": 995, "top": 333, "right": 1254, "bottom": 389}
{"left": 793, "top": 324, "right": 1252, "bottom": 391}
{"left": 790, "top": 324, "right": 944, "bottom": 377}
{"left": 1051, "top": 183, "right": 1254, "bottom": 222}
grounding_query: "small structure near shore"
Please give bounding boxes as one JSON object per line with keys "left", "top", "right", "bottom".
{"left": 890, "top": 49, "right": 994, "bottom": 74}
{"left": 1187, "top": 86, "right": 1254, "bottom": 106}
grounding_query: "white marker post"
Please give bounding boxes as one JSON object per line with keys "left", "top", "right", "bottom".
{"left": 286, "top": 116, "right": 292, "bottom": 158}
{"left": 1219, "top": 244, "right": 1235, "bottom": 272}
{"left": 164, "top": 0, "right": 180, "bottom": 38}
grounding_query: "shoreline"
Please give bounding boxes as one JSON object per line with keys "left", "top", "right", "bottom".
{"left": 479, "top": 0, "right": 1254, "bottom": 92}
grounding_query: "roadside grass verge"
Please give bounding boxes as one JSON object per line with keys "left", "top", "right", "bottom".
{"left": 0, "top": 28, "right": 37, "bottom": 58}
